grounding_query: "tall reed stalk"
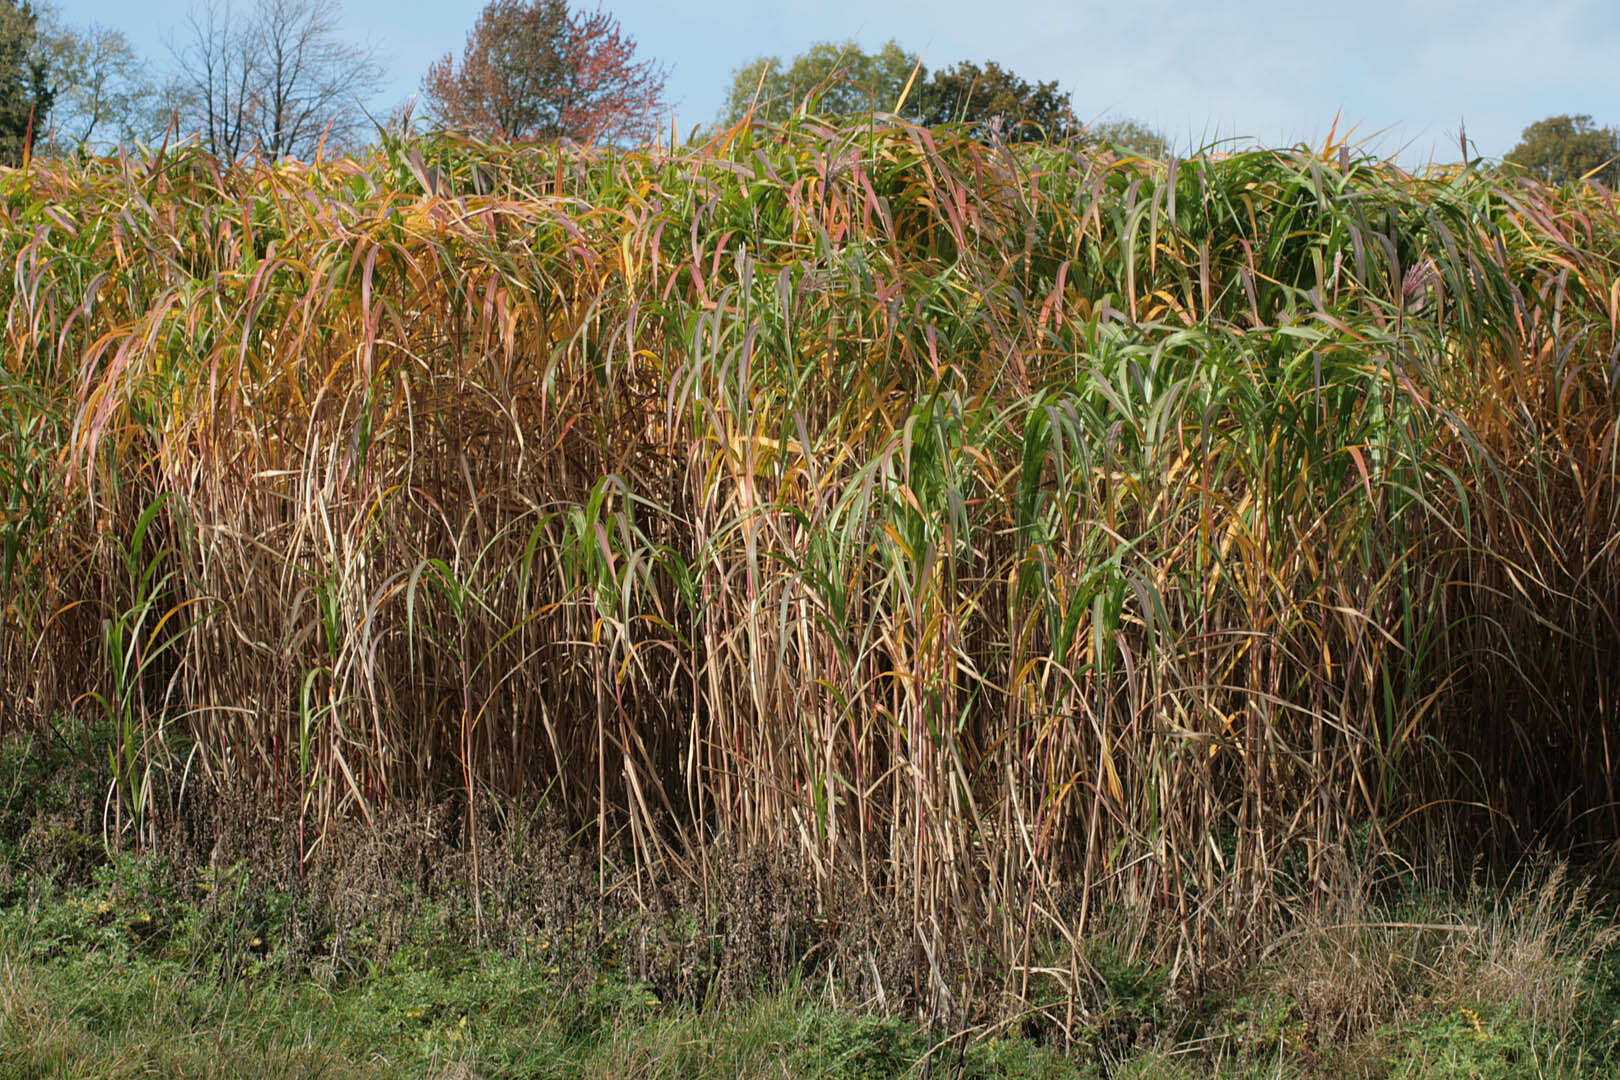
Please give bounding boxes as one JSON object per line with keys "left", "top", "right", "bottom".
{"left": 3, "top": 119, "right": 1617, "bottom": 1017}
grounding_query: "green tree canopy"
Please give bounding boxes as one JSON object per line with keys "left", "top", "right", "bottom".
{"left": 38, "top": 15, "right": 154, "bottom": 151}
{"left": 915, "top": 59, "right": 1070, "bottom": 142}
{"left": 1085, "top": 117, "right": 1170, "bottom": 159}
{"left": 1503, "top": 114, "right": 1620, "bottom": 186}
{"left": 0, "top": 0, "right": 52, "bottom": 164}
{"left": 716, "top": 40, "right": 1170, "bottom": 158}
{"left": 718, "top": 39, "right": 917, "bottom": 126}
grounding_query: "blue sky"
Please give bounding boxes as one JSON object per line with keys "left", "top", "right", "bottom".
{"left": 60, "top": 0, "right": 1620, "bottom": 160}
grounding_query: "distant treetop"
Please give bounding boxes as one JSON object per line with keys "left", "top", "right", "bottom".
{"left": 914, "top": 60, "right": 1070, "bottom": 142}
{"left": 1504, "top": 114, "right": 1620, "bottom": 186}
{"left": 0, "top": 0, "right": 54, "bottom": 164}
{"left": 716, "top": 40, "right": 1169, "bottom": 158}
{"left": 1083, "top": 117, "right": 1171, "bottom": 159}
{"left": 167, "top": 0, "right": 386, "bottom": 161}
{"left": 424, "top": 0, "right": 668, "bottom": 145}
{"left": 718, "top": 39, "right": 917, "bottom": 127}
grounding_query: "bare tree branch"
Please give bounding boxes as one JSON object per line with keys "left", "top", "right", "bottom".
{"left": 169, "top": 0, "right": 382, "bottom": 160}
{"left": 37, "top": 17, "right": 151, "bottom": 149}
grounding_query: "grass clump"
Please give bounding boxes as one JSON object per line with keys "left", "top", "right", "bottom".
{"left": 0, "top": 802, "right": 1617, "bottom": 1077}
{"left": 0, "top": 856, "right": 1087, "bottom": 1079}
{"left": 1, "top": 116, "right": 1619, "bottom": 1022}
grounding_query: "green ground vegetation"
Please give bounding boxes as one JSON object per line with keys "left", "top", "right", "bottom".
{"left": 3, "top": 727, "right": 1619, "bottom": 1079}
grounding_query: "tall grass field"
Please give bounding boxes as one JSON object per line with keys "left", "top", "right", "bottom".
{"left": 2, "top": 117, "right": 1619, "bottom": 1040}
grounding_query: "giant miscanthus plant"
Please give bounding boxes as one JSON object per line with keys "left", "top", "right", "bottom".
{"left": 1, "top": 119, "right": 1617, "bottom": 1015}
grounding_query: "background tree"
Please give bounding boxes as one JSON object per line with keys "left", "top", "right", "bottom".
{"left": 423, "top": 0, "right": 667, "bottom": 144}
{"left": 0, "top": 0, "right": 52, "bottom": 164}
{"left": 169, "top": 0, "right": 384, "bottom": 160}
{"left": 1503, "top": 114, "right": 1620, "bottom": 186}
{"left": 915, "top": 59, "right": 1069, "bottom": 142}
{"left": 141, "top": 73, "right": 201, "bottom": 145}
{"left": 1086, "top": 116, "right": 1170, "bottom": 158}
{"left": 38, "top": 15, "right": 153, "bottom": 149}
{"left": 718, "top": 39, "right": 917, "bottom": 126}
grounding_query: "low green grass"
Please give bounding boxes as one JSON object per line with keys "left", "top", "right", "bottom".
{"left": 3, "top": 725, "right": 1620, "bottom": 1080}
{"left": 4, "top": 727, "right": 1618, "bottom": 1078}
{"left": 0, "top": 873, "right": 1077, "bottom": 1079}
{"left": 3, "top": 848, "right": 1617, "bottom": 1079}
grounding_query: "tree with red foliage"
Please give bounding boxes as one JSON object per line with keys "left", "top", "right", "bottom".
{"left": 422, "top": 0, "right": 666, "bottom": 145}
